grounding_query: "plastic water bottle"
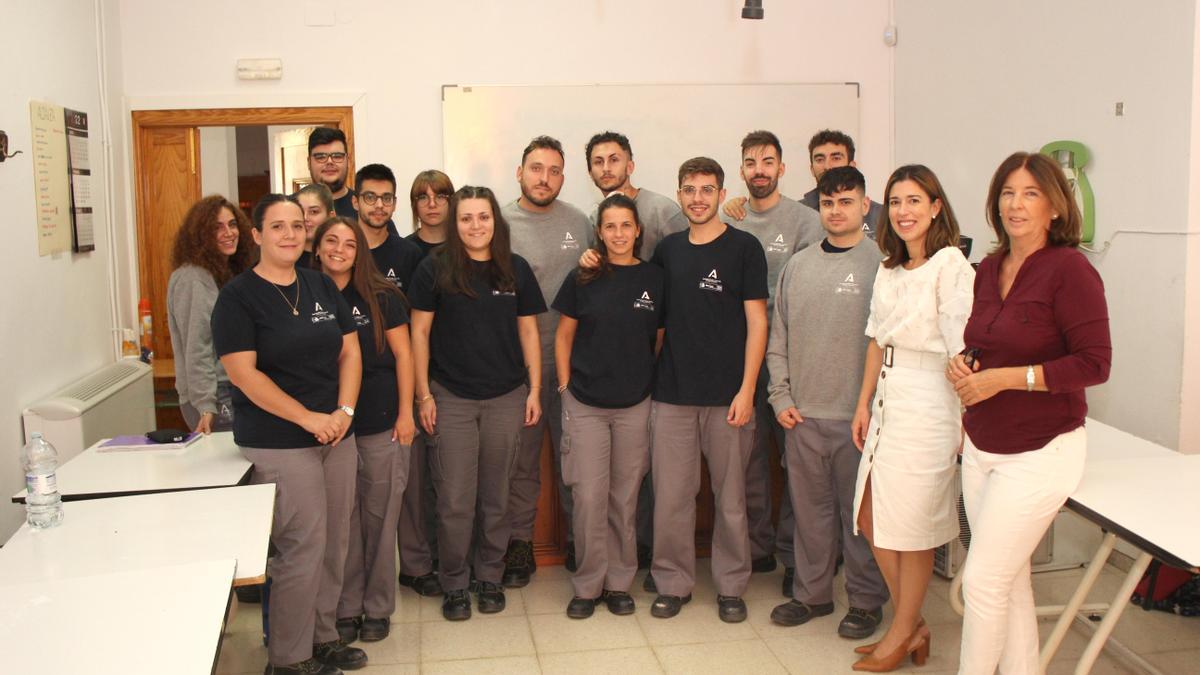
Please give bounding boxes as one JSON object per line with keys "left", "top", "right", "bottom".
{"left": 22, "top": 432, "right": 63, "bottom": 529}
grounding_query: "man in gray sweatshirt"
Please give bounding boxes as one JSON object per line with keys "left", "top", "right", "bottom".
{"left": 765, "top": 166, "right": 888, "bottom": 637}
{"left": 501, "top": 135, "right": 593, "bottom": 587}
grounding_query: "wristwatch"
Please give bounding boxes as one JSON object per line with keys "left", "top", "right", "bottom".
{"left": 339, "top": 405, "right": 356, "bottom": 418}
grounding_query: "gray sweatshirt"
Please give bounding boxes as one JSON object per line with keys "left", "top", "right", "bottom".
{"left": 766, "top": 238, "right": 881, "bottom": 421}
{"left": 503, "top": 198, "right": 593, "bottom": 365}
{"left": 738, "top": 195, "right": 824, "bottom": 315}
{"left": 167, "top": 264, "right": 229, "bottom": 415}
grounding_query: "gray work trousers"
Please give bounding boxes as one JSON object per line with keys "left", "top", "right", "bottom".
{"left": 506, "top": 366, "right": 567, "bottom": 543}
{"left": 398, "top": 420, "right": 438, "bottom": 576}
{"left": 242, "top": 436, "right": 356, "bottom": 666}
{"left": 746, "top": 365, "right": 787, "bottom": 561}
{"left": 785, "top": 418, "right": 888, "bottom": 609}
{"left": 650, "top": 402, "right": 754, "bottom": 598}
{"left": 561, "top": 391, "right": 651, "bottom": 598}
{"left": 338, "top": 430, "right": 411, "bottom": 619}
{"left": 430, "top": 381, "right": 525, "bottom": 591}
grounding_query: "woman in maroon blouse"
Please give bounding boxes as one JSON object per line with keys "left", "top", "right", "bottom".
{"left": 947, "top": 152, "right": 1111, "bottom": 674}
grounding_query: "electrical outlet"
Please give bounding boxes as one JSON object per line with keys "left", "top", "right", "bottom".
{"left": 1115, "top": 102, "right": 1124, "bottom": 116}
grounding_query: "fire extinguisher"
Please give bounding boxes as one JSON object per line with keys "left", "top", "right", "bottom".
{"left": 138, "top": 298, "right": 154, "bottom": 364}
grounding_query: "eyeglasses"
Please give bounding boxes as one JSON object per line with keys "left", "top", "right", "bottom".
{"left": 416, "top": 194, "right": 450, "bottom": 206}
{"left": 679, "top": 185, "right": 720, "bottom": 197}
{"left": 311, "top": 152, "right": 347, "bottom": 164}
{"left": 359, "top": 192, "right": 396, "bottom": 206}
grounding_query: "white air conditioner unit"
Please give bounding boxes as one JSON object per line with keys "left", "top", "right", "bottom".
{"left": 21, "top": 360, "right": 156, "bottom": 464}
{"left": 934, "top": 464, "right": 1054, "bottom": 579}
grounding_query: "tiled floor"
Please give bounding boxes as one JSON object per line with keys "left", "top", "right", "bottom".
{"left": 216, "top": 560, "right": 1199, "bottom": 674}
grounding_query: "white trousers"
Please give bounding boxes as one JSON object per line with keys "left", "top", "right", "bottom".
{"left": 958, "top": 426, "right": 1086, "bottom": 675}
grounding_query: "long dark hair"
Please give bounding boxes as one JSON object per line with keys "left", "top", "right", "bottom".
{"left": 433, "top": 186, "right": 516, "bottom": 297}
{"left": 170, "top": 195, "right": 256, "bottom": 286}
{"left": 579, "top": 194, "right": 642, "bottom": 285}
{"left": 313, "top": 216, "right": 405, "bottom": 354}
{"left": 877, "top": 165, "right": 960, "bottom": 269}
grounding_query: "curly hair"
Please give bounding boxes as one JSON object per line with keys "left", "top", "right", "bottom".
{"left": 170, "top": 195, "right": 256, "bottom": 287}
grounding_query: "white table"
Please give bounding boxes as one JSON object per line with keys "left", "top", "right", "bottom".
{"left": 11, "top": 430, "right": 251, "bottom": 502}
{"left": 0, "top": 484, "right": 275, "bottom": 586}
{"left": 0, "top": 558, "right": 235, "bottom": 674}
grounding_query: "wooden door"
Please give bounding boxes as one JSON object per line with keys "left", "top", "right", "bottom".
{"left": 134, "top": 126, "right": 200, "bottom": 363}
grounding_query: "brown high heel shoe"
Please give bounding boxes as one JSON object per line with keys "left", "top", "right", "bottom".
{"left": 854, "top": 618, "right": 928, "bottom": 655}
{"left": 851, "top": 629, "right": 930, "bottom": 672}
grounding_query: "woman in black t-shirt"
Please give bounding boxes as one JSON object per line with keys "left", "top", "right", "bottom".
{"left": 552, "top": 194, "right": 664, "bottom": 619}
{"left": 313, "top": 216, "right": 415, "bottom": 644}
{"left": 408, "top": 186, "right": 546, "bottom": 621}
{"left": 211, "top": 194, "right": 367, "bottom": 673}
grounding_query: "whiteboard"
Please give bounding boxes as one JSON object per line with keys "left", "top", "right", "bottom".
{"left": 442, "top": 83, "right": 860, "bottom": 213}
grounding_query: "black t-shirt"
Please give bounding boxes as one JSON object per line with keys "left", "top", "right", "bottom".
{"left": 211, "top": 268, "right": 356, "bottom": 448}
{"left": 371, "top": 234, "right": 423, "bottom": 292}
{"left": 333, "top": 190, "right": 357, "bottom": 221}
{"left": 821, "top": 238, "right": 853, "bottom": 253}
{"left": 296, "top": 250, "right": 315, "bottom": 270}
{"left": 407, "top": 254, "right": 546, "bottom": 400}
{"left": 651, "top": 226, "right": 769, "bottom": 406}
{"left": 406, "top": 231, "right": 441, "bottom": 259}
{"left": 343, "top": 284, "right": 410, "bottom": 436}
{"left": 552, "top": 263, "right": 665, "bottom": 408}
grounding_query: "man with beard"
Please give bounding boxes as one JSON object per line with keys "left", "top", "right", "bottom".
{"left": 648, "top": 157, "right": 768, "bottom": 623}
{"left": 585, "top": 131, "right": 685, "bottom": 261}
{"left": 353, "top": 164, "right": 422, "bottom": 293}
{"left": 731, "top": 131, "right": 823, "bottom": 590}
{"left": 501, "top": 136, "right": 593, "bottom": 588}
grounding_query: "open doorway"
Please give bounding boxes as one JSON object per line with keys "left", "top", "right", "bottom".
{"left": 198, "top": 125, "right": 319, "bottom": 212}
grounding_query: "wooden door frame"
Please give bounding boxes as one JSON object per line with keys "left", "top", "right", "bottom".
{"left": 131, "top": 106, "right": 354, "bottom": 366}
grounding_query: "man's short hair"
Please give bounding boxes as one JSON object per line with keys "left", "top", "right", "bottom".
{"left": 584, "top": 131, "right": 633, "bottom": 170}
{"left": 677, "top": 157, "right": 724, "bottom": 189}
{"left": 817, "top": 165, "right": 866, "bottom": 197}
{"left": 521, "top": 135, "right": 565, "bottom": 165}
{"left": 741, "top": 130, "right": 783, "bottom": 159}
{"left": 355, "top": 163, "right": 397, "bottom": 192}
{"left": 808, "top": 129, "right": 856, "bottom": 161}
{"left": 308, "top": 127, "right": 348, "bottom": 155}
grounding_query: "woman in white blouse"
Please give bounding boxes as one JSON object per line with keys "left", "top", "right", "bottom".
{"left": 848, "top": 165, "right": 974, "bottom": 672}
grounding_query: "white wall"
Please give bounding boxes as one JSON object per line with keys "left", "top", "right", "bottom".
{"left": 894, "top": 0, "right": 1196, "bottom": 450}
{"left": 0, "top": 0, "right": 121, "bottom": 537}
{"left": 199, "top": 126, "right": 238, "bottom": 198}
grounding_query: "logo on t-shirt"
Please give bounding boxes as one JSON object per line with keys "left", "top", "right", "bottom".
{"left": 633, "top": 290, "right": 656, "bottom": 311}
{"left": 767, "top": 233, "right": 789, "bottom": 253}
{"left": 351, "top": 304, "right": 371, "bottom": 328}
{"left": 836, "top": 272, "right": 862, "bottom": 295}
{"left": 492, "top": 289, "right": 516, "bottom": 297}
{"left": 699, "top": 268, "right": 723, "bottom": 292}
{"left": 384, "top": 268, "right": 403, "bottom": 289}
{"left": 560, "top": 232, "right": 581, "bottom": 251}
{"left": 311, "top": 301, "right": 336, "bottom": 323}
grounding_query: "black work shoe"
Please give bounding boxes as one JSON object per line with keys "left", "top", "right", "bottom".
{"left": 717, "top": 595, "right": 748, "bottom": 623}
{"left": 399, "top": 571, "right": 443, "bottom": 597}
{"left": 358, "top": 617, "right": 390, "bottom": 642}
{"left": 564, "top": 544, "right": 577, "bottom": 572}
{"left": 264, "top": 658, "right": 340, "bottom": 674}
{"left": 334, "top": 617, "right": 360, "bottom": 644}
{"left": 636, "top": 545, "right": 652, "bottom": 570}
{"left": 475, "top": 581, "right": 507, "bottom": 613}
{"left": 751, "top": 555, "right": 778, "bottom": 573}
{"left": 770, "top": 599, "right": 835, "bottom": 627}
{"left": 312, "top": 639, "right": 367, "bottom": 671}
{"left": 602, "top": 589, "right": 636, "bottom": 616}
{"left": 442, "top": 589, "right": 471, "bottom": 621}
{"left": 781, "top": 566, "right": 795, "bottom": 598}
{"left": 838, "top": 606, "right": 884, "bottom": 639}
{"left": 643, "top": 573, "right": 657, "bottom": 593}
{"left": 237, "top": 583, "right": 263, "bottom": 604}
{"left": 502, "top": 539, "right": 534, "bottom": 588}
{"left": 566, "top": 596, "right": 599, "bottom": 619}
{"left": 650, "top": 593, "right": 691, "bottom": 618}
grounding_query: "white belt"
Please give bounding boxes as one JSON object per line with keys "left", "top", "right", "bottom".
{"left": 881, "top": 345, "right": 946, "bottom": 372}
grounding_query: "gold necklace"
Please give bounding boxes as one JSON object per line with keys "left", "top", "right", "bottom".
{"left": 269, "top": 274, "right": 301, "bottom": 316}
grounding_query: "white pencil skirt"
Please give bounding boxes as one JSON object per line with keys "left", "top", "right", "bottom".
{"left": 852, "top": 360, "right": 961, "bottom": 551}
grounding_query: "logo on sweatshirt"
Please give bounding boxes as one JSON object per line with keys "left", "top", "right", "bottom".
{"left": 560, "top": 232, "right": 581, "bottom": 251}
{"left": 633, "top": 290, "right": 656, "bottom": 311}
{"left": 836, "top": 272, "right": 862, "bottom": 295}
{"left": 699, "top": 268, "right": 724, "bottom": 292}
{"left": 767, "top": 233, "right": 789, "bottom": 253}
{"left": 311, "top": 301, "right": 336, "bottom": 323}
